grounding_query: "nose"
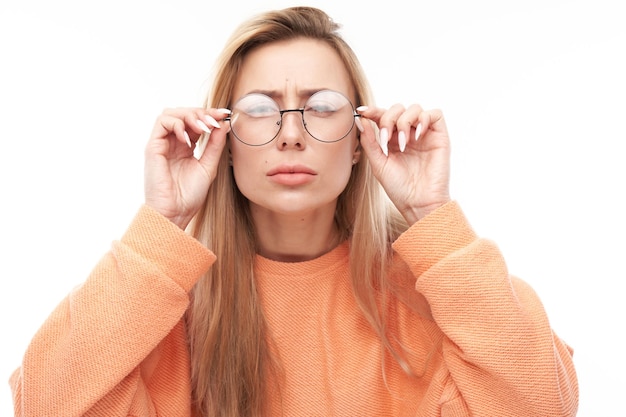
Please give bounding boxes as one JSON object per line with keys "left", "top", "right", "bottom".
{"left": 276, "top": 110, "right": 306, "bottom": 150}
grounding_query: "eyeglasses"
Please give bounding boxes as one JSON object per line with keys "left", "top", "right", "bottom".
{"left": 225, "top": 90, "right": 360, "bottom": 146}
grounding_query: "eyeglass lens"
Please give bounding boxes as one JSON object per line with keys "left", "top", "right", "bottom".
{"left": 229, "top": 90, "right": 356, "bottom": 146}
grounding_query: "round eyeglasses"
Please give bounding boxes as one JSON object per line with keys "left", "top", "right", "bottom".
{"left": 225, "top": 90, "right": 361, "bottom": 146}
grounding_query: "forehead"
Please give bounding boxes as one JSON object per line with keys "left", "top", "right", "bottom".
{"left": 232, "top": 38, "right": 354, "bottom": 101}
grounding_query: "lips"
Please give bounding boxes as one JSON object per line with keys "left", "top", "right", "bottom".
{"left": 267, "top": 165, "right": 317, "bottom": 186}
{"left": 267, "top": 165, "right": 317, "bottom": 176}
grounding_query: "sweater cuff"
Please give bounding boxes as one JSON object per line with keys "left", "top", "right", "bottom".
{"left": 119, "top": 205, "right": 216, "bottom": 292}
{"left": 392, "top": 201, "right": 477, "bottom": 278}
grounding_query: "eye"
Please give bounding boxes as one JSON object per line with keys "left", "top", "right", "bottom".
{"left": 234, "top": 94, "right": 279, "bottom": 118}
{"left": 245, "top": 104, "right": 278, "bottom": 117}
{"left": 305, "top": 91, "right": 350, "bottom": 117}
{"left": 306, "top": 101, "right": 337, "bottom": 115}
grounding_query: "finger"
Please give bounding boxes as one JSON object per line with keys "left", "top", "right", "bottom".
{"left": 355, "top": 105, "right": 385, "bottom": 123}
{"left": 196, "top": 123, "right": 228, "bottom": 175}
{"left": 381, "top": 104, "right": 408, "bottom": 155}
{"left": 194, "top": 108, "right": 230, "bottom": 133}
{"left": 416, "top": 109, "right": 448, "bottom": 145}
{"left": 180, "top": 110, "right": 216, "bottom": 142}
{"left": 199, "top": 108, "right": 232, "bottom": 139}
{"left": 158, "top": 108, "right": 226, "bottom": 146}
{"left": 396, "top": 104, "right": 423, "bottom": 147}
{"left": 355, "top": 106, "right": 382, "bottom": 155}
{"left": 151, "top": 113, "right": 194, "bottom": 149}
{"left": 206, "top": 107, "right": 232, "bottom": 124}
{"left": 356, "top": 115, "right": 387, "bottom": 175}
{"left": 356, "top": 105, "right": 405, "bottom": 156}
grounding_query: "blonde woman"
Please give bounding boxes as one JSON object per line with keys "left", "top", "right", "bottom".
{"left": 11, "top": 6, "right": 578, "bottom": 417}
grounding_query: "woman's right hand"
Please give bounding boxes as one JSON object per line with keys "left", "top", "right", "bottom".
{"left": 144, "top": 108, "right": 230, "bottom": 229}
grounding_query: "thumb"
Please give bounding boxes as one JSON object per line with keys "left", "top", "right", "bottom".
{"left": 358, "top": 118, "right": 386, "bottom": 176}
{"left": 196, "top": 128, "right": 228, "bottom": 179}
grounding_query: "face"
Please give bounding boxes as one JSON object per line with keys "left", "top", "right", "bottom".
{"left": 229, "top": 38, "right": 360, "bottom": 218}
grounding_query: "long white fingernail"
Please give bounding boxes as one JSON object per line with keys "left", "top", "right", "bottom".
{"left": 204, "top": 115, "right": 221, "bottom": 129}
{"left": 196, "top": 119, "right": 211, "bottom": 133}
{"left": 380, "top": 128, "right": 388, "bottom": 156}
{"left": 398, "top": 131, "right": 407, "bottom": 152}
{"left": 216, "top": 108, "right": 231, "bottom": 115}
{"left": 184, "top": 131, "right": 192, "bottom": 148}
{"left": 356, "top": 105, "right": 369, "bottom": 112}
{"left": 355, "top": 116, "right": 364, "bottom": 132}
{"left": 415, "top": 123, "right": 422, "bottom": 140}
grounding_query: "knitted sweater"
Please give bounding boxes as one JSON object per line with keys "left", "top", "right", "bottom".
{"left": 10, "top": 202, "right": 578, "bottom": 416}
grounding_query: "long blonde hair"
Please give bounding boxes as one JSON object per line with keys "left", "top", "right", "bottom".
{"left": 187, "top": 6, "right": 408, "bottom": 417}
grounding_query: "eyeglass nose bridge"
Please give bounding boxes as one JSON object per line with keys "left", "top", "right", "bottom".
{"left": 277, "top": 108, "right": 307, "bottom": 129}
{"left": 270, "top": 108, "right": 310, "bottom": 144}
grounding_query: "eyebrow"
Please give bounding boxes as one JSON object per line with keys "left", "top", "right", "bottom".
{"left": 243, "top": 88, "right": 330, "bottom": 100}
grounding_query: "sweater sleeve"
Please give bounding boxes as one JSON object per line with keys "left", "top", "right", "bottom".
{"left": 9, "top": 205, "right": 215, "bottom": 417}
{"left": 392, "top": 201, "right": 579, "bottom": 417}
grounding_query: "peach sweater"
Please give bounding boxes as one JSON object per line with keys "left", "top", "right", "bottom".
{"left": 10, "top": 202, "right": 578, "bottom": 416}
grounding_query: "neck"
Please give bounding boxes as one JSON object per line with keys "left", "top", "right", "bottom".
{"left": 251, "top": 204, "right": 341, "bottom": 262}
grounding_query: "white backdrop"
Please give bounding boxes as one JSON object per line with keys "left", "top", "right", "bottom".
{"left": 1, "top": 0, "right": 624, "bottom": 415}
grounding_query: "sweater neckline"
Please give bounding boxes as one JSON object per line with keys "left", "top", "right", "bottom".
{"left": 254, "top": 240, "right": 350, "bottom": 279}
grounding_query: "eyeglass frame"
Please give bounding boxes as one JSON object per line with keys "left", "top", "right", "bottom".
{"left": 223, "top": 89, "right": 362, "bottom": 146}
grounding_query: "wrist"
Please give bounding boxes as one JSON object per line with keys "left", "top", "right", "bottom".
{"left": 144, "top": 201, "right": 192, "bottom": 231}
{"left": 167, "top": 214, "right": 193, "bottom": 231}
{"left": 402, "top": 200, "right": 451, "bottom": 225}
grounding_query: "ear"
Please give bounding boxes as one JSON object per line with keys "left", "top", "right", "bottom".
{"left": 227, "top": 142, "right": 233, "bottom": 166}
{"left": 352, "top": 142, "right": 362, "bottom": 165}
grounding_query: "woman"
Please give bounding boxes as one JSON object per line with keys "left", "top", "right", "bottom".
{"left": 10, "top": 6, "right": 578, "bottom": 417}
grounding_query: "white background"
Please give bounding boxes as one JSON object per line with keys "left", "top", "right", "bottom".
{"left": 1, "top": 0, "right": 624, "bottom": 415}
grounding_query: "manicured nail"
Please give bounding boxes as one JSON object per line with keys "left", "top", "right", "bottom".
{"left": 355, "top": 116, "right": 364, "bottom": 132}
{"left": 216, "top": 108, "right": 231, "bottom": 115}
{"left": 204, "top": 115, "right": 221, "bottom": 129}
{"left": 380, "top": 128, "right": 388, "bottom": 156}
{"left": 356, "top": 105, "right": 369, "bottom": 112}
{"left": 398, "top": 130, "right": 407, "bottom": 152}
{"left": 196, "top": 119, "right": 211, "bottom": 133}
{"left": 184, "top": 131, "right": 192, "bottom": 148}
{"left": 415, "top": 123, "right": 422, "bottom": 140}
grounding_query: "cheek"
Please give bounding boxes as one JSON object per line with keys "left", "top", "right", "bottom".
{"left": 326, "top": 143, "right": 357, "bottom": 187}
{"left": 230, "top": 146, "right": 261, "bottom": 194}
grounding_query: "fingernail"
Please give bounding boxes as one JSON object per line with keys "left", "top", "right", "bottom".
{"left": 415, "top": 123, "right": 422, "bottom": 140}
{"left": 355, "top": 116, "right": 364, "bottom": 132}
{"left": 398, "top": 131, "right": 407, "bottom": 152}
{"left": 217, "top": 108, "right": 231, "bottom": 115}
{"left": 380, "top": 128, "right": 388, "bottom": 156}
{"left": 196, "top": 119, "right": 211, "bottom": 133}
{"left": 184, "top": 131, "right": 192, "bottom": 148}
{"left": 356, "top": 105, "right": 369, "bottom": 112}
{"left": 204, "top": 115, "right": 221, "bottom": 129}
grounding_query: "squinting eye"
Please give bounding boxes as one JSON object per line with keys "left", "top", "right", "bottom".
{"left": 244, "top": 104, "right": 278, "bottom": 117}
{"left": 305, "top": 91, "right": 350, "bottom": 116}
{"left": 306, "top": 101, "right": 338, "bottom": 114}
{"left": 234, "top": 94, "right": 279, "bottom": 118}
{"left": 306, "top": 97, "right": 343, "bottom": 116}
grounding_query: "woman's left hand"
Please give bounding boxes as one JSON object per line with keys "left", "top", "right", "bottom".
{"left": 357, "top": 104, "right": 451, "bottom": 225}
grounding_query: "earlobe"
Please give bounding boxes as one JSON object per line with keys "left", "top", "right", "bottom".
{"left": 352, "top": 144, "right": 361, "bottom": 165}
